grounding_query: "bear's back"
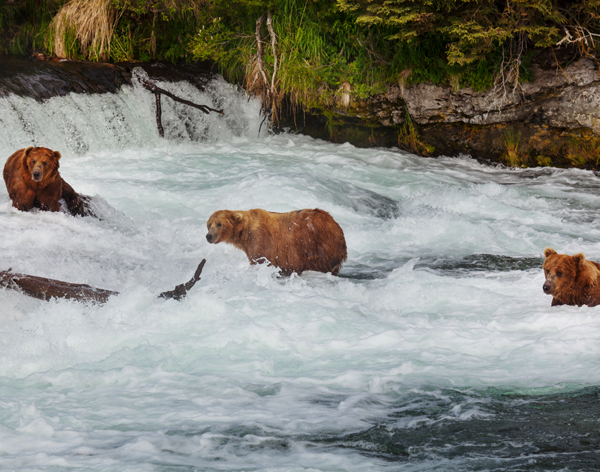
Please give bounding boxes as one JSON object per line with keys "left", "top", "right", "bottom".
{"left": 256, "top": 208, "right": 347, "bottom": 275}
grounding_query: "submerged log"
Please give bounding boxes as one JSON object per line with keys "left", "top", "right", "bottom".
{"left": 0, "top": 259, "right": 207, "bottom": 304}
{"left": 0, "top": 269, "right": 117, "bottom": 303}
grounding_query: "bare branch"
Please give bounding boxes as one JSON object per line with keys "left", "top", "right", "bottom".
{"left": 488, "top": 32, "right": 527, "bottom": 111}
{"left": 267, "top": 11, "right": 278, "bottom": 94}
{"left": 255, "top": 13, "right": 271, "bottom": 101}
{"left": 159, "top": 259, "right": 206, "bottom": 301}
{"left": 556, "top": 25, "right": 600, "bottom": 52}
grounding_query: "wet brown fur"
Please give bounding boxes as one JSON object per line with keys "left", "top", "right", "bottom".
{"left": 206, "top": 208, "right": 347, "bottom": 275}
{"left": 4, "top": 147, "right": 83, "bottom": 213}
{"left": 542, "top": 247, "right": 600, "bottom": 307}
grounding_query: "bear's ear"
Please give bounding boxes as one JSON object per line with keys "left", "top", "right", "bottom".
{"left": 53, "top": 151, "right": 61, "bottom": 161}
{"left": 232, "top": 212, "right": 243, "bottom": 222}
{"left": 21, "top": 147, "right": 33, "bottom": 165}
{"left": 572, "top": 253, "right": 586, "bottom": 269}
{"left": 544, "top": 247, "right": 557, "bottom": 258}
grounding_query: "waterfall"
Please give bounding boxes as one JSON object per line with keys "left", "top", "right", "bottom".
{"left": 0, "top": 67, "right": 265, "bottom": 157}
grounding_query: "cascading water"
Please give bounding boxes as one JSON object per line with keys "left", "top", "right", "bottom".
{"left": 0, "top": 68, "right": 264, "bottom": 154}
{"left": 1, "top": 64, "right": 600, "bottom": 471}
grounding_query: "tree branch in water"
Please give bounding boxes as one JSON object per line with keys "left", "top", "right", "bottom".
{"left": 138, "top": 78, "right": 224, "bottom": 137}
{"left": 159, "top": 259, "right": 206, "bottom": 301}
{"left": 0, "top": 259, "right": 207, "bottom": 304}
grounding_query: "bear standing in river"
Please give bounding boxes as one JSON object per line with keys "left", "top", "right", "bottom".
{"left": 542, "top": 247, "right": 600, "bottom": 307}
{"left": 4, "top": 146, "right": 88, "bottom": 215}
{"left": 206, "top": 208, "right": 347, "bottom": 275}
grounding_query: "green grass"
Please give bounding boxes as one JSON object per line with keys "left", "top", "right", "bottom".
{"left": 566, "top": 137, "right": 600, "bottom": 168}
{"left": 502, "top": 129, "right": 528, "bottom": 168}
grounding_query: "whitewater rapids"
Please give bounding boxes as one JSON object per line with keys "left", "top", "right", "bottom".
{"left": 0, "top": 69, "right": 599, "bottom": 471}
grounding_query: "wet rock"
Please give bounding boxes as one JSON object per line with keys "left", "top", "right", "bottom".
{"left": 0, "top": 56, "right": 216, "bottom": 101}
{"left": 278, "top": 58, "right": 600, "bottom": 162}
{"left": 402, "top": 59, "right": 600, "bottom": 133}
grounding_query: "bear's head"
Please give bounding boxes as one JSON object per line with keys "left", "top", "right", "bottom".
{"left": 206, "top": 210, "right": 243, "bottom": 244}
{"left": 542, "top": 247, "right": 598, "bottom": 303}
{"left": 22, "top": 147, "right": 61, "bottom": 183}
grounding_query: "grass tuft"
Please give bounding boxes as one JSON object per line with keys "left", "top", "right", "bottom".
{"left": 566, "top": 137, "right": 600, "bottom": 168}
{"left": 48, "top": 0, "right": 117, "bottom": 60}
{"left": 398, "top": 111, "right": 434, "bottom": 156}
{"left": 502, "top": 129, "right": 528, "bottom": 167}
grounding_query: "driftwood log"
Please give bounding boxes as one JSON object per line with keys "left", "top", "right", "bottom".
{"left": 139, "top": 78, "right": 224, "bottom": 138}
{"left": 0, "top": 259, "right": 206, "bottom": 304}
{"left": 0, "top": 269, "right": 117, "bottom": 303}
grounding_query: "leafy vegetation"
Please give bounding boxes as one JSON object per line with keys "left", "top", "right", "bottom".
{"left": 187, "top": 0, "right": 599, "bottom": 116}
{"left": 0, "top": 0, "right": 61, "bottom": 55}
{"left": 3, "top": 0, "right": 599, "bottom": 94}
{"left": 1, "top": 0, "right": 205, "bottom": 61}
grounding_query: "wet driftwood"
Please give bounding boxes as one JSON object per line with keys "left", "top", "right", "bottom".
{"left": 0, "top": 269, "right": 117, "bottom": 303}
{"left": 158, "top": 259, "right": 206, "bottom": 301}
{"left": 139, "top": 78, "right": 224, "bottom": 137}
{"left": 0, "top": 259, "right": 207, "bottom": 304}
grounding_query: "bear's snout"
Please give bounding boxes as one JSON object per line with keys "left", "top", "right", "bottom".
{"left": 206, "top": 233, "right": 214, "bottom": 243}
{"left": 543, "top": 283, "right": 552, "bottom": 294}
{"left": 30, "top": 161, "right": 44, "bottom": 182}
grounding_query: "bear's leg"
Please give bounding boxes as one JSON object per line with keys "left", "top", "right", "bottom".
{"left": 61, "top": 179, "right": 95, "bottom": 217}
{"left": 36, "top": 193, "right": 62, "bottom": 212}
{"left": 551, "top": 298, "right": 564, "bottom": 307}
{"left": 11, "top": 188, "right": 36, "bottom": 211}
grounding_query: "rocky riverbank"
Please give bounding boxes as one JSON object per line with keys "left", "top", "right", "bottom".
{"left": 279, "top": 58, "right": 600, "bottom": 167}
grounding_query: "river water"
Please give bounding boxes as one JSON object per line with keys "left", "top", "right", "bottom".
{"left": 0, "top": 68, "right": 599, "bottom": 471}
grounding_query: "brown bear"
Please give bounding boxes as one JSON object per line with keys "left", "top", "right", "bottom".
{"left": 206, "top": 208, "right": 347, "bottom": 275}
{"left": 542, "top": 247, "right": 600, "bottom": 307}
{"left": 3, "top": 146, "right": 92, "bottom": 216}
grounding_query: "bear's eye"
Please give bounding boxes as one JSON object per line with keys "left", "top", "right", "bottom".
{"left": 42, "top": 162, "right": 47, "bottom": 166}
{"left": 217, "top": 223, "right": 222, "bottom": 228}
{"left": 556, "top": 271, "right": 563, "bottom": 277}
{"left": 32, "top": 159, "right": 36, "bottom": 164}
